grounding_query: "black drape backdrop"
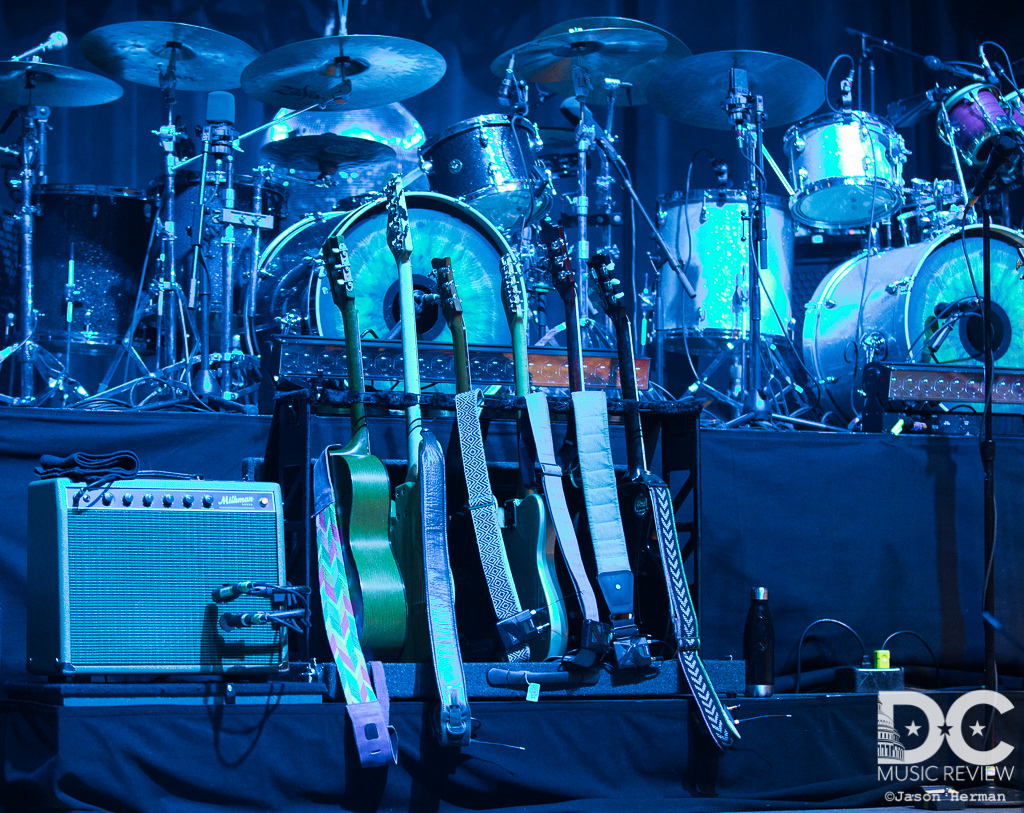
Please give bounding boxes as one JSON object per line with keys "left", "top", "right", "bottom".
{"left": 3, "top": 0, "right": 1024, "bottom": 256}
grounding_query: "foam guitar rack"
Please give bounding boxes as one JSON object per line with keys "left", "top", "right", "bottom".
{"left": 27, "top": 478, "right": 287, "bottom": 676}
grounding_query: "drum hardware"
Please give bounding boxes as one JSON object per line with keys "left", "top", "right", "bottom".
{"left": 0, "top": 54, "right": 123, "bottom": 403}
{"left": 239, "top": 35, "right": 446, "bottom": 110}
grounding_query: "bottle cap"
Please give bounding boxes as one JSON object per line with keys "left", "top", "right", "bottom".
{"left": 751, "top": 587, "right": 768, "bottom": 601}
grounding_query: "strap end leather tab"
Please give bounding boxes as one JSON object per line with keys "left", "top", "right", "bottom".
{"left": 436, "top": 691, "right": 472, "bottom": 748}
{"left": 346, "top": 699, "right": 397, "bottom": 768}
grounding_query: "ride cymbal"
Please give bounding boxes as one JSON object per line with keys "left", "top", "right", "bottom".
{"left": 491, "top": 28, "right": 666, "bottom": 103}
{"left": 241, "top": 35, "right": 446, "bottom": 110}
{"left": 81, "top": 21, "right": 259, "bottom": 91}
{"left": 532, "top": 17, "right": 691, "bottom": 106}
{"left": 0, "top": 61, "right": 123, "bottom": 107}
{"left": 647, "top": 50, "right": 825, "bottom": 129}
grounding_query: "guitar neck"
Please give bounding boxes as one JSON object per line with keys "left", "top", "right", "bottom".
{"left": 451, "top": 314, "right": 471, "bottom": 394}
{"left": 396, "top": 254, "right": 423, "bottom": 474}
{"left": 562, "top": 284, "right": 586, "bottom": 394}
{"left": 340, "top": 298, "right": 369, "bottom": 445}
{"left": 611, "top": 311, "right": 647, "bottom": 478}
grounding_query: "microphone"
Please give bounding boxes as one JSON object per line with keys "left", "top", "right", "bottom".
{"left": 205, "top": 91, "right": 237, "bottom": 157}
{"left": 979, "top": 46, "right": 1000, "bottom": 85}
{"left": 498, "top": 53, "right": 516, "bottom": 108}
{"left": 12, "top": 31, "right": 67, "bottom": 62}
{"left": 923, "top": 55, "right": 986, "bottom": 84}
{"left": 934, "top": 298, "right": 982, "bottom": 318}
{"left": 968, "top": 134, "right": 1018, "bottom": 206}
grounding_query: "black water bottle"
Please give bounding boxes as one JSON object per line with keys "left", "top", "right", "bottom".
{"left": 744, "top": 587, "right": 774, "bottom": 697}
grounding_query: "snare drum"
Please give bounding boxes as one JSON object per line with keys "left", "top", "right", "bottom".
{"left": 420, "top": 115, "right": 551, "bottom": 232}
{"left": 255, "top": 192, "right": 513, "bottom": 346}
{"left": 784, "top": 112, "right": 907, "bottom": 229}
{"left": 938, "top": 84, "right": 1016, "bottom": 166}
{"left": 656, "top": 189, "right": 793, "bottom": 340}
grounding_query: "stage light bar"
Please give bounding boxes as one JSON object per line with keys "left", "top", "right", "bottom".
{"left": 270, "top": 335, "right": 650, "bottom": 391}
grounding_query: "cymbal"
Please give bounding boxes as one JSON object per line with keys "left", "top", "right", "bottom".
{"left": 535, "top": 126, "right": 577, "bottom": 153}
{"left": 491, "top": 28, "right": 666, "bottom": 103}
{"left": 81, "top": 22, "right": 259, "bottom": 91}
{"left": 241, "top": 35, "right": 446, "bottom": 110}
{"left": 0, "top": 61, "right": 123, "bottom": 107}
{"left": 646, "top": 50, "right": 825, "bottom": 129}
{"left": 260, "top": 133, "right": 396, "bottom": 173}
{"left": 533, "top": 17, "right": 691, "bottom": 106}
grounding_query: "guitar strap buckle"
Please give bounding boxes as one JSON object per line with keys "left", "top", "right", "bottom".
{"left": 611, "top": 616, "right": 654, "bottom": 670}
{"left": 436, "top": 690, "right": 472, "bottom": 748}
{"left": 496, "top": 608, "right": 548, "bottom": 651}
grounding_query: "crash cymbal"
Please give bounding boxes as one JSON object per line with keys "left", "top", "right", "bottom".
{"left": 81, "top": 22, "right": 259, "bottom": 91}
{"left": 535, "top": 126, "right": 578, "bottom": 153}
{"left": 0, "top": 61, "right": 123, "bottom": 107}
{"left": 533, "top": 17, "right": 691, "bottom": 106}
{"left": 491, "top": 28, "right": 666, "bottom": 103}
{"left": 647, "top": 50, "right": 825, "bottom": 129}
{"left": 241, "top": 35, "right": 445, "bottom": 110}
{"left": 260, "top": 133, "right": 396, "bottom": 173}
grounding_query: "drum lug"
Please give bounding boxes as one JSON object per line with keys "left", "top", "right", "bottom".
{"left": 656, "top": 204, "right": 666, "bottom": 229}
{"left": 419, "top": 155, "right": 433, "bottom": 176}
{"left": 824, "top": 298, "right": 837, "bottom": 310}
{"left": 797, "top": 167, "right": 808, "bottom": 188}
{"left": 862, "top": 155, "right": 873, "bottom": 173}
{"left": 791, "top": 133, "right": 805, "bottom": 153}
{"left": 696, "top": 306, "right": 707, "bottom": 324}
{"left": 885, "top": 276, "right": 910, "bottom": 294}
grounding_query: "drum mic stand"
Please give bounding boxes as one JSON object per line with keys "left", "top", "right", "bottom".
{"left": 721, "top": 68, "right": 771, "bottom": 424}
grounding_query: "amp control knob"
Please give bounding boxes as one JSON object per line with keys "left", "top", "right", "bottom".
{"left": 162, "top": 494, "right": 174, "bottom": 507}
{"left": 202, "top": 494, "right": 214, "bottom": 508}
{"left": 182, "top": 494, "right": 194, "bottom": 508}
{"left": 142, "top": 493, "right": 154, "bottom": 507}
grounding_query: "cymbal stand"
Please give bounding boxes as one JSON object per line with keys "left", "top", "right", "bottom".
{"left": 722, "top": 67, "right": 771, "bottom": 423}
{"left": 2, "top": 95, "right": 88, "bottom": 406}
{"left": 570, "top": 62, "right": 595, "bottom": 346}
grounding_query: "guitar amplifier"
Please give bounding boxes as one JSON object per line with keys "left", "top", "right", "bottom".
{"left": 27, "top": 478, "right": 287, "bottom": 676}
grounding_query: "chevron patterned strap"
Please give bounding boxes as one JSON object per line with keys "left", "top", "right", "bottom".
{"left": 420, "top": 430, "right": 472, "bottom": 747}
{"left": 524, "top": 392, "right": 609, "bottom": 667}
{"left": 571, "top": 391, "right": 652, "bottom": 670}
{"left": 648, "top": 476, "right": 739, "bottom": 749}
{"left": 313, "top": 448, "right": 397, "bottom": 767}
{"left": 454, "top": 390, "right": 531, "bottom": 662}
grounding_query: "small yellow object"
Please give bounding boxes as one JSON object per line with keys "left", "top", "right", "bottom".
{"left": 874, "top": 649, "right": 891, "bottom": 669}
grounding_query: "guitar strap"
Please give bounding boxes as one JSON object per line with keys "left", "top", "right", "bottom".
{"left": 647, "top": 474, "right": 740, "bottom": 750}
{"left": 312, "top": 447, "right": 397, "bottom": 767}
{"left": 523, "top": 392, "right": 610, "bottom": 667}
{"left": 570, "top": 390, "right": 652, "bottom": 670}
{"left": 453, "top": 389, "right": 536, "bottom": 661}
{"left": 419, "top": 430, "right": 472, "bottom": 747}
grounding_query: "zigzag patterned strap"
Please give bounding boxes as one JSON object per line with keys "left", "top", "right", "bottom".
{"left": 454, "top": 390, "right": 530, "bottom": 662}
{"left": 313, "top": 447, "right": 398, "bottom": 767}
{"left": 420, "top": 430, "right": 472, "bottom": 747}
{"left": 647, "top": 475, "right": 740, "bottom": 750}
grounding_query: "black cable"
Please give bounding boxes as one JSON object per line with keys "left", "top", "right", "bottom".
{"left": 825, "top": 54, "right": 855, "bottom": 114}
{"left": 881, "top": 630, "right": 942, "bottom": 687}
{"left": 794, "top": 618, "right": 866, "bottom": 693}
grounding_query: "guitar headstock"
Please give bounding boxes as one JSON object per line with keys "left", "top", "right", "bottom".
{"left": 499, "top": 253, "right": 526, "bottom": 323}
{"left": 588, "top": 253, "right": 626, "bottom": 319}
{"left": 431, "top": 257, "right": 462, "bottom": 326}
{"left": 321, "top": 232, "right": 353, "bottom": 308}
{"left": 544, "top": 225, "right": 575, "bottom": 302}
{"left": 384, "top": 174, "right": 412, "bottom": 266}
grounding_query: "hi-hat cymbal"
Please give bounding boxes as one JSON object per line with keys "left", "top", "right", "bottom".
{"left": 260, "top": 133, "right": 396, "bottom": 173}
{"left": 241, "top": 35, "right": 446, "bottom": 110}
{"left": 533, "top": 17, "right": 691, "bottom": 106}
{"left": 647, "top": 50, "right": 825, "bottom": 129}
{"left": 491, "top": 28, "right": 667, "bottom": 103}
{"left": 0, "top": 61, "right": 123, "bottom": 107}
{"left": 81, "top": 22, "right": 259, "bottom": 91}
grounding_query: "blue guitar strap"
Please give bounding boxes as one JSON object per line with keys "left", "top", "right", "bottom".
{"left": 570, "top": 390, "right": 652, "bottom": 670}
{"left": 420, "top": 430, "right": 472, "bottom": 747}
{"left": 524, "top": 392, "right": 610, "bottom": 667}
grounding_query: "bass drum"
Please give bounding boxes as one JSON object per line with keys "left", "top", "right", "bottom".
{"left": 803, "top": 225, "right": 1024, "bottom": 420}
{"left": 255, "top": 192, "right": 512, "bottom": 346}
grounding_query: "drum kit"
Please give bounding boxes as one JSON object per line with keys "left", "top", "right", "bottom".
{"left": 1, "top": 18, "right": 1023, "bottom": 426}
